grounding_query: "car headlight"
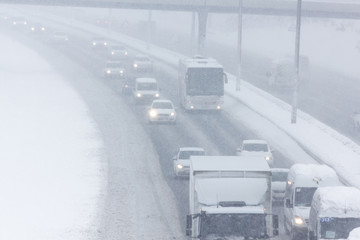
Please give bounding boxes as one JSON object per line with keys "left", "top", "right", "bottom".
{"left": 120, "top": 70, "right": 124, "bottom": 74}
{"left": 155, "top": 93, "right": 160, "bottom": 98}
{"left": 125, "top": 51, "right": 128, "bottom": 56}
{"left": 216, "top": 105, "right": 221, "bottom": 110}
{"left": 31, "top": 27, "right": 35, "bottom": 31}
{"left": 104, "top": 42, "right": 107, "bottom": 46}
{"left": 93, "top": 42, "right": 96, "bottom": 46}
{"left": 24, "top": 21, "right": 27, "bottom": 25}
{"left": 136, "top": 93, "right": 142, "bottom": 98}
{"left": 106, "top": 69, "right": 111, "bottom": 74}
{"left": 111, "top": 51, "right": 115, "bottom": 55}
{"left": 265, "top": 156, "right": 271, "bottom": 161}
{"left": 133, "top": 63, "right": 138, "bottom": 68}
{"left": 41, "top": 27, "right": 45, "bottom": 31}
{"left": 294, "top": 216, "right": 304, "bottom": 225}
{"left": 170, "top": 112, "right": 175, "bottom": 116}
{"left": 177, "top": 164, "right": 184, "bottom": 169}
{"left": 149, "top": 110, "right": 157, "bottom": 118}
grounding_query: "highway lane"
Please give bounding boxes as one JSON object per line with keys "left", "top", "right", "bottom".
{"left": 2, "top": 21, "right": 291, "bottom": 239}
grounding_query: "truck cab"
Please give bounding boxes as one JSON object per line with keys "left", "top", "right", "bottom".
{"left": 187, "top": 156, "right": 279, "bottom": 240}
{"left": 132, "top": 77, "right": 160, "bottom": 104}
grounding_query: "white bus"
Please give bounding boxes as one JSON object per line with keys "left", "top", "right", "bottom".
{"left": 178, "top": 56, "right": 227, "bottom": 111}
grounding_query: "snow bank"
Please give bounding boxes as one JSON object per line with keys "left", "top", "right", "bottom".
{"left": 0, "top": 33, "right": 105, "bottom": 240}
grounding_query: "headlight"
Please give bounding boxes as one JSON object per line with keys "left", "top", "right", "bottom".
{"left": 294, "top": 216, "right": 304, "bottom": 225}
{"left": 217, "top": 105, "right": 221, "bottom": 110}
{"left": 93, "top": 42, "right": 96, "bottom": 46}
{"left": 136, "top": 93, "right": 142, "bottom": 98}
{"left": 104, "top": 42, "right": 108, "bottom": 46}
{"left": 41, "top": 27, "right": 45, "bottom": 31}
{"left": 170, "top": 112, "right": 175, "bottom": 116}
{"left": 31, "top": 27, "right": 35, "bottom": 31}
{"left": 155, "top": 93, "right": 160, "bottom": 98}
{"left": 24, "top": 21, "right": 27, "bottom": 25}
{"left": 111, "top": 51, "right": 115, "bottom": 55}
{"left": 106, "top": 70, "right": 111, "bottom": 74}
{"left": 125, "top": 51, "right": 128, "bottom": 56}
{"left": 265, "top": 156, "right": 271, "bottom": 161}
{"left": 133, "top": 63, "right": 138, "bottom": 68}
{"left": 177, "top": 164, "right": 184, "bottom": 169}
{"left": 120, "top": 70, "right": 124, "bottom": 74}
{"left": 149, "top": 110, "right": 157, "bottom": 118}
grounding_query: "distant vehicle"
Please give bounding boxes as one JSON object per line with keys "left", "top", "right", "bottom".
{"left": 108, "top": 45, "right": 128, "bottom": 60}
{"left": 284, "top": 164, "right": 342, "bottom": 240}
{"left": 147, "top": 99, "right": 176, "bottom": 124}
{"left": 133, "top": 77, "right": 159, "bottom": 104}
{"left": 178, "top": 55, "right": 228, "bottom": 111}
{"left": 132, "top": 54, "right": 153, "bottom": 72}
{"left": 10, "top": 17, "right": 28, "bottom": 30}
{"left": 267, "top": 58, "right": 296, "bottom": 88}
{"left": 172, "top": 147, "right": 205, "bottom": 176}
{"left": 121, "top": 78, "right": 134, "bottom": 95}
{"left": 353, "top": 112, "right": 360, "bottom": 133}
{"left": 308, "top": 186, "right": 360, "bottom": 240}
{"left": 236, "top": 139, "right": 274, "bottom": 167}
{"left": 27, "top": 23, "right": 46, "bottom": 34}
{"left": 104, "top": 61, "right": 125, "bottom": 78}
{"left": 49, "top": 32, "right": 69, "bottom": 44}
{"left": 91, "top": 37, "right": 108, "bottom": 49}
{"left": 186, "top": 155, "right": 279, "bottom": 240}
{"left": 271, "top": 168, "right": 289, "bottom": 202}
{"left": 95, "top": 18, "right": 109, "bottom": 27}
{"left": 267, "top": 56, "right": 309, "bottom": 88}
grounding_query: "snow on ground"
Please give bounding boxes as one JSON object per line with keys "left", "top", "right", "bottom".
{"left": 0, "top": 33, "right": 105, "bottom": 240}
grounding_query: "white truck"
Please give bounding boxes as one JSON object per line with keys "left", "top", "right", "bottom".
{"left": 308, "top": 186, "right": 360, "bottom": 240}
{"left": 283, "top": 164, "right": 342, "bottom": 240}
{"left": 186, "top": 156, "right": 279, "bottom": 240}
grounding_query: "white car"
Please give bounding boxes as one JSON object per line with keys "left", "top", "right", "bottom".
{"left": 236, "top": 139, "right": 274, "bottom": 166}
{"left": 104, "top": 61, "right": 125, "bottom": 78}
{"left": 91, "top": 37, "right": 108, "bottom": 49}
{"left": 133, "top": 54, "right": 153, "bottom": 72}
{"left": 173, "top": 147, "right": 205, "bottom": 177}
{"left": 148, "top": 99, "right": 176, "bottom": 124}
{"left": 271, "top": 168, "right": 289, "bottom": 202}
{"left": 108, "top": 45, "right": 128, "bottom": 60}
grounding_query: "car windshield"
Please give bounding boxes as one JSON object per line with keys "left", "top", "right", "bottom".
{"left": 106, "top": 62, "right": 124, "bottom": 68}
{"left": 152, "top": 102, "right": 173, "bottom": 109}
{"left": 242, "top": 143, "right": 268, "bottom": 152}
{"left": 137, "top": 82, "right": 157, "bottom": 90}
{"left": 178, "top": 150, "right": 204, "bottom": 159}
{"left": 294, "top": 187, "right": 317, "bottom": 207}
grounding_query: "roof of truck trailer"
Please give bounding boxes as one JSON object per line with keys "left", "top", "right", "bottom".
{"left": 181, "top": 56, "right": 223, "bottom": 68}
{"left": 190, "top": 156, "right": 270, "bottom": 172}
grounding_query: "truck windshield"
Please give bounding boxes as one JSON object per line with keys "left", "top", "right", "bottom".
{"left": 294, "top": 187, "right": 317, "bottom": 207}
{"left": 320, "top": 217, "right": 360, "bottom": 239}
{"left": 187, "top": 68, "right": 224, "bottom": 96}
{"left": 200, "top": 214, "right": 267, "bottom": 239}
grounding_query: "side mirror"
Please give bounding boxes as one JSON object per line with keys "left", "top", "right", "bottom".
{"left": 285, "top": 198, "right": 293, "bottom": 208}
{"left": 186, "top": 215, "right": 192, "bottom": 236}
{"left": 223, "top": 73, "right": 228, "bottom": 84}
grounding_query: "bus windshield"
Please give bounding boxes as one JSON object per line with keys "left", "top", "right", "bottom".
{"left": 187, "top": 68, "right": 224, "bottom": 96}
{"left": 320, "top": 217, "right": 360, "bottom": 239}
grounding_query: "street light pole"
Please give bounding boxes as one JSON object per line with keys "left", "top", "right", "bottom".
{"left": 236, "top": 0, "right": 243, "bottom": 91}
{"left": 291, "top": 0, "right": 302, "bottom": 124}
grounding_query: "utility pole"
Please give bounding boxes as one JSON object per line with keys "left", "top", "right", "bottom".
{"left": 291, "top": 0, "right": 302, "bottom": 124}
{"left": 236, "top": 0, "right": 243, "bottom": 91}
{"left": 147, "top": 10, "right": 152, "bottom": 50}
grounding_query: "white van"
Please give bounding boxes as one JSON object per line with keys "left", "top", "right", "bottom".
{"left": 283, "top": 164, "right": 342, "bottom": 240}
{"left": 133, "top": 77, "right": 160, "bottom": 104}
{"left": 308, "top": 186, "right": 360, "bottom": 240}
